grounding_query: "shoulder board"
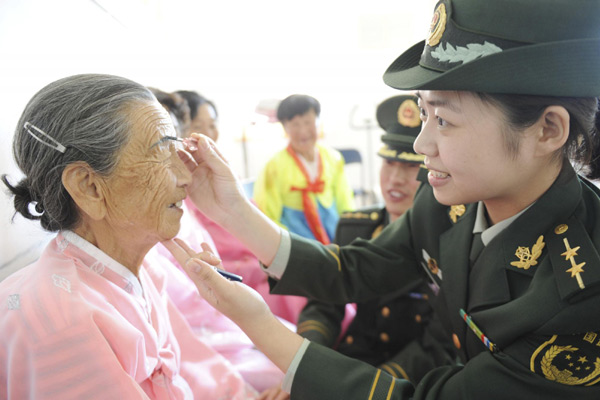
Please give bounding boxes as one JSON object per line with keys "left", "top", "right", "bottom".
{"left": 546, "top": 217, "right": 600, "bottom": 303}
{"left": 335, "top": 206, "right": 386, "bottom": 245}
{"left": 339, "top": 205, "right": 384, "bottom": 224}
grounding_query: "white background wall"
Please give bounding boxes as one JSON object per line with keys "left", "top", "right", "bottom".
{"left": 0, "top": 0, "right": 435, "bottom": 278}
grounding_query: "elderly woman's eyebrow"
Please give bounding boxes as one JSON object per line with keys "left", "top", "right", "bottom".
{"left": 149, "top": 135, "right": 182, "bottom": 149}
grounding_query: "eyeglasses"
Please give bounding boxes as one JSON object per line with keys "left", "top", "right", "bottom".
{"left": 150, "top": 136, "right": 198, "bottom": 153}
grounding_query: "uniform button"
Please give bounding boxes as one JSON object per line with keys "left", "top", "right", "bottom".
{"left": 414, "top": 314, "right": 422, "bottom": 323}
{"left": 381, "top": 307, "right": 391, "bottom": 317}
{"left": 452, "top": 333, "right": 461, "bottom": 349}
{"left": 380, "top": 332, "right": 390, "bottom": 343}
{"left": 345, "top": 335, "right": 354, "bottom": 345}
{"left": 554, "top": 224, "right": 568, "bottom": 235}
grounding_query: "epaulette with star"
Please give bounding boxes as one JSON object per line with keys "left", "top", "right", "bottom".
{"left": 544, "top": 220, "right": 600, "bottom": 303}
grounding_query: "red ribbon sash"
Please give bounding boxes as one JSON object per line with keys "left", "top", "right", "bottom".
{"left": 287, "top": 146, "right": 330, "bottom": 244}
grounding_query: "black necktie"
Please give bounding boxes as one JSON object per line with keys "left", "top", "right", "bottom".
{"left": 469, "top": 232, "right": 485, "bottom": 266}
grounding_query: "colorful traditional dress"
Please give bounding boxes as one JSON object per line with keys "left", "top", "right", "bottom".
{"left": 254, "top": 143, "right": 355, "bottom": 244}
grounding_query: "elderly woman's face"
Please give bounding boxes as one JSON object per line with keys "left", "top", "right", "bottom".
{"left": 102, "top": 101, "right": 191, "bottom": 244}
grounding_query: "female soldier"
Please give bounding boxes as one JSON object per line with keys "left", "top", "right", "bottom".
{"left": 297, "top": 95, "right": 441, "bottom": 384}
{"left": 165, "top": 0, "right": 600, "bottom": 398}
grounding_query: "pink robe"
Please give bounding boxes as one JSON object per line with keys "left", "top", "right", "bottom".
{"left": 152, "top": 202, "right": 286, "bottom": 392}
{"left": 0, "top": 231, "right": 257, "bottom": 400}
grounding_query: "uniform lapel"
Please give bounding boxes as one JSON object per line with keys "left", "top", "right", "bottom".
{"left": 439, "top": 204, "right": 477, "bottom": 341}
{"left": 468, "top": 164, "right": 582, "bottom": 346}
{"left": 468, "top": 236, "right": 511, "bottom": 311}
{"left": 469, "top": 165, "right": 582, "bottom": 313}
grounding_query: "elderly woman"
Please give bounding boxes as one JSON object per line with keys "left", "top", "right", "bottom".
{"left": 0, "top": 74, "right": 257, "bottom": 399}
{"left": 145, "top": 86, "right": 289, "bottom": 397}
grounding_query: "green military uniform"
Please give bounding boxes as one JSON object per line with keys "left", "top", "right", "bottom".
{"left": 297, "top": 205, "right": 435, "bottom": 382}
{"left": 297, "top": 94, "right": 439, "bottom": 383}
{"left": 273, "top": 164, "right": 600, "bottom": 399}
{"left": 269, "top": 0, "right": 600, "bottom": 397}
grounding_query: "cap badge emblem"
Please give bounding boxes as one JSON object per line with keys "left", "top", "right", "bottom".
{"left": 397, "top": 99, "right": 421, "bottom": 128}
{"left": 427, "top": 3, "right": 447, "bottom": 47}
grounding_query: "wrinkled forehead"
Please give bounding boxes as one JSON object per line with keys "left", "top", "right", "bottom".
{"left": 124, "top": 101, "right": 176, "bottom": 149}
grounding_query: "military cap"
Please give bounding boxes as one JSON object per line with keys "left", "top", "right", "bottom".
{"left": 384, "top": 0, "right": 600, "bottom": 97}
{"left": 376, "top": 95, "right": 424, "bottom": 164}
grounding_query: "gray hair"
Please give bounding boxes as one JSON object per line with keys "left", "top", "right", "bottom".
{"left": 2, "top": 74, "right": 155, "bottom": 232}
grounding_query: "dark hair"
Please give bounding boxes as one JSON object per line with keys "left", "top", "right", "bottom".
{"left": 175, "top": 90, "right": 217, "bottom": 120}
{"left": 477, "top": 93, "right": 600, "bottom": 179}
{"left": 1, "top": 74, "right": 154, "bottom": 232}
{"left": 276, "top": 94, "right": 321, "bottom": 122}
{"left": 148, "top": 87, "right": 191, "bottom": 137}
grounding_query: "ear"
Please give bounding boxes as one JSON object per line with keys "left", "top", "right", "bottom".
{"left": 534, "top": 105, "right": 570, "bottom": 157}
{"left": 62, "top": 162, "right": 107, "bottom": 221}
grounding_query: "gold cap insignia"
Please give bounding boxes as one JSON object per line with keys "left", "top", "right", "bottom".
{"left": 397, "top": 152, "right": 425, "bottom": 162}
{"left": 378, "top": 146, "right": 397, "bottom": 159}
{"left": 378, "top": 146, "right": 425, "bottom": 163}
{"left": 449, "top": 204, "right": 466, "bottom": 223}
{"left": 427, "top": 3, "right": 447, "bottom": 47}
{"left": 370, "top": 212, "right": 379, "bottom": 221}
{"left": 397, "top": 99, "right": 421, "bottom": 128}
{"left": 510, "top": 235, "right": 545, "bottom": 270}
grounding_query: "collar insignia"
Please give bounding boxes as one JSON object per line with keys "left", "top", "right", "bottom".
{"left": 510, "top": 235, "right": 545, "bottom": 270}
{"left": 449, "top": 204, "right": 466, "bottom": 223}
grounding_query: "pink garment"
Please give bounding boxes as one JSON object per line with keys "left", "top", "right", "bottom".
{"left": 0, "top": 232, "right": 256, "bottom": 400}
{"left": 184, "top": 198, "right": 308, "bottom": 323}
{"left": 153, "top": 201, "right": 285, "bottom": 392}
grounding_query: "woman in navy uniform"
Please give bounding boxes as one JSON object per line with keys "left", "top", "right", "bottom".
{"left": 165, "top": 0, "right": 600, "bottom": 398}
{"left": 297, "top": 95, "right": 445, "bottom": 383}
